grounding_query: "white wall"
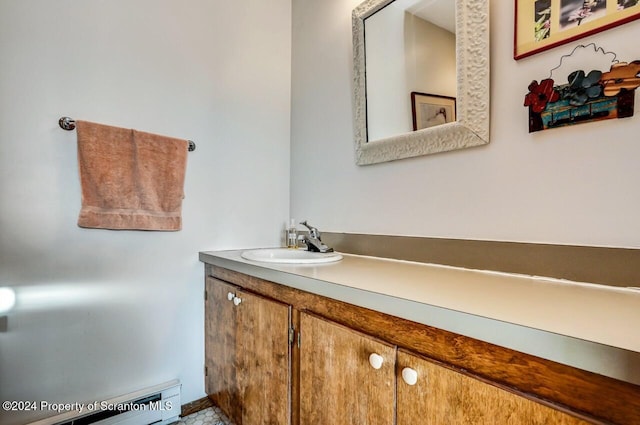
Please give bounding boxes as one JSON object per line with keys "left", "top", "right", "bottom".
{"left": 0, "top": 1, "right": 291, "bottom": 424}
{"left": 404, "top": 15, "right": 456, "bottom": 98}
{"left": 291, "top": 0, "right": 640, "bottom": 249}
{"left": 366, "top": 6, "right": 456, "bottom": 140}
{"left": 365, "top": 1, "right": 411, "bottom": 140}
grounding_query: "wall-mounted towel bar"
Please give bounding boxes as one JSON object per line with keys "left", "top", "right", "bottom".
{"left": 58, "top": 117, "right": 196, "bottom": 152}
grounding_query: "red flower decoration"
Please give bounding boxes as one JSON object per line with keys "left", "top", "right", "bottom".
{"left": 524, "top": 79, "right": 560, "bottom": 113}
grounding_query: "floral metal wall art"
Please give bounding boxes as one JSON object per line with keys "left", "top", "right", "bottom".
{"left": 524, "top": 46, "right": 640, "bottom": 132}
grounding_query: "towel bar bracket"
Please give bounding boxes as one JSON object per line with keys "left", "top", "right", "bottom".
{"left": 59, "top": 116, "right": 76, "bottom": 131}
{"left": 58, "top": 116, "right": 196, "bottom": 151}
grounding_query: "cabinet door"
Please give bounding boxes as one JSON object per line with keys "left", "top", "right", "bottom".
{"left": 396, "top": 349, "right": 591, "bottom": 425}
{"left": 205, "top": 278, "right": 291, "bottom": 425}
{"left": 205, "top": 277, "right": 241, "bottom": 424}
{"left": 299, "top": 312, "right": 396, "bottom": 425}
{"left": 235, "top": 288, "right": 291, "bottom": 425}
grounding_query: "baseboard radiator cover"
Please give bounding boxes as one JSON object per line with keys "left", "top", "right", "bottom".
{"left": 28, "top": 380, "right": 181, "bottom": 425}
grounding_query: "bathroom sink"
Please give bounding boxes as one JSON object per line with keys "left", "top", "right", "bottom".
{"left": 241, "top": 248, "right": 343, "bottom": 264}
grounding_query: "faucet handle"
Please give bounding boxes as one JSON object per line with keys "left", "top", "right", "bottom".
{"left": 299, "top": 221, "right": 333, "bottom": 253}
{"left": 299, "top": 220, "right": 319, "bottom": 239}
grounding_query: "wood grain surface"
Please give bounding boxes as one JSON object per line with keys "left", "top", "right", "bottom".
{"left": 236, "top": 288, "right": 291, "bottom": 425}
{"left": 299, "top": 312, "right": 396, "bottom": 425}
{"left": 205, "top": 278, "right": 241, "bottom": 424}
{"left": 206, "top": 277, "right": 291, "bottom": 425}
{"left": 397, "top": 349, "right": 591, "bottom": 425}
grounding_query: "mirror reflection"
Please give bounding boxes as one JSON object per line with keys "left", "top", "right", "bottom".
{"left": 364, "top": 0, "right": 456, "bottom": 142}
{"left": 352, "top": 0, "right": 489, "bottom": 165}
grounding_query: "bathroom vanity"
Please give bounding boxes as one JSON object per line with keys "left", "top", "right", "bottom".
{"left": 199, "top": 250, "right": 640, "bottom": 425}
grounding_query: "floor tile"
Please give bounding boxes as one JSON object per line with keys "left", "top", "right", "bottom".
{"left": 172, "top": 406, "right": 233, "bottom": 425}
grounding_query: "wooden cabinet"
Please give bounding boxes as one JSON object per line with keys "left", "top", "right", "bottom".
{"left": 298, "top": 312, "right": 396, "bottom": 425}
{"left": 297, "top": 314, "right": 589, "bottom": 425}
{"left": 205, "top": 278, "right": 238, "bottom": 422}
{"left": 203, "top": 265, "right": 640, "bottom": 424}
{"left": 205, "top": 277, "right": 291, "bottom": 425}
{"left": 396, "top": 349, "right": 590, "bottom": 425}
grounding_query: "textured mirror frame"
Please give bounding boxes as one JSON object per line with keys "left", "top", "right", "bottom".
{"left": 352, "top": 0, "right": 490, "bottom": 165}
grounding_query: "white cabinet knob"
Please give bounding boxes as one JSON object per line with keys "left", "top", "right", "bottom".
{"left": 402, "top": 367, "right": 418, "bottom": 386}
{"left": 227, "top": 292, "right": 235, "bottom": 301}
{"left": 233, "top": 296, "right": 242, "bottom": 306}
{"left": 369, "top": 353, "right": 384, "bottom": 370}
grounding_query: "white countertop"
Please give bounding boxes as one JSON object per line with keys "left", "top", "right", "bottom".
{"left": 199, "top": 249, "right": 640, "bottom": 385}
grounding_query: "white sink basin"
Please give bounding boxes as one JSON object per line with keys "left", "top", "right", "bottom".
{"left": 241, "top": 248, "right": 343, "bottom": 264}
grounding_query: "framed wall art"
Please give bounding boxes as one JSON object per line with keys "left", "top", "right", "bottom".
{"left": 411, "top": 92, "right": 456, "bottom": 131}
{"left": 514, "top": 0, "right": 640, "bottom": 60}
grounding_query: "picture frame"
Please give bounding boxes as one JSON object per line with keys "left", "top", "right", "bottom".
{"left": 514, "top": 0, "right": 640, "bottom": 60}
{"left": 411, "top": 92, "right": 457, "bottom": 131}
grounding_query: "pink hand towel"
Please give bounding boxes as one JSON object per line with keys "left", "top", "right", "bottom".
{"left": 76, "top": 120, "right": 188, "bottom": 231}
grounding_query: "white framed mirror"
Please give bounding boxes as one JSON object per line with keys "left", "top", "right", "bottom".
{"left": 352, "top": 0, "right": 490, "bottom": 165}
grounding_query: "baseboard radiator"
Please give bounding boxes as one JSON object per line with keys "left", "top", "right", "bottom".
{"left": 29, "top": 380, "right": 181, "bottom": 425}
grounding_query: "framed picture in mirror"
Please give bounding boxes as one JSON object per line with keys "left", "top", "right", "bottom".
{"left": 411, "top": 92, "right": 456, "bottom": 131}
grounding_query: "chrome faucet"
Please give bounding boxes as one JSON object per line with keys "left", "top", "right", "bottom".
{"left": 299, "top": 221, "right": 334, "bottom": 253}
